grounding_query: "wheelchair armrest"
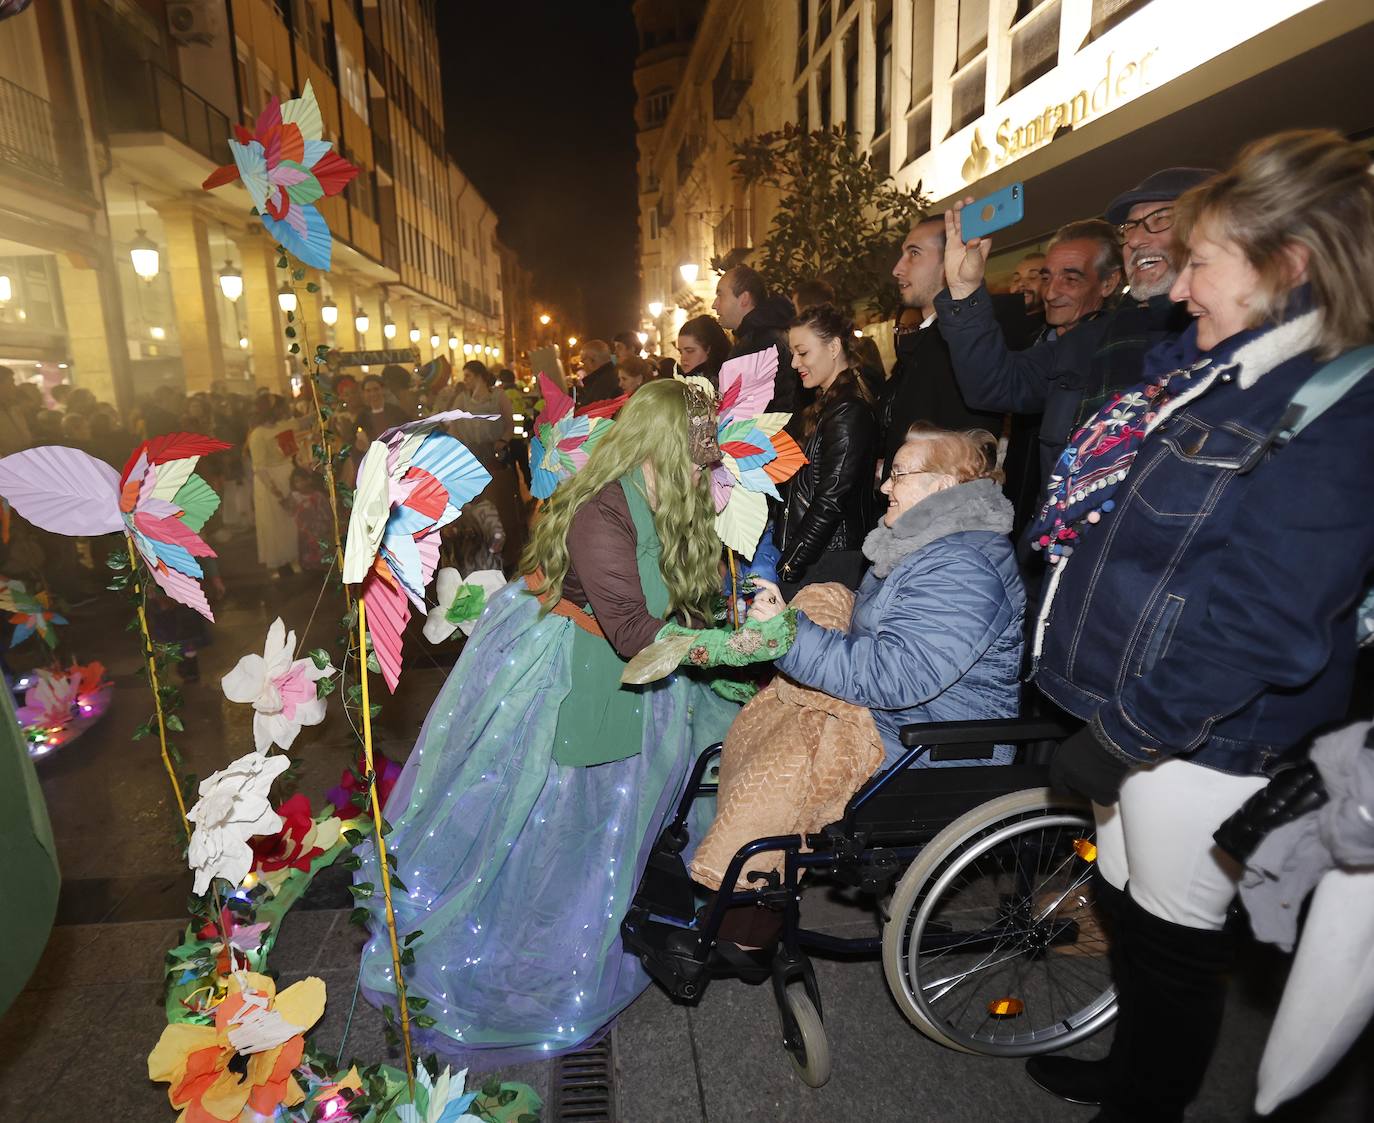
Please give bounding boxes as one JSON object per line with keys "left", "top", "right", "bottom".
{"left": 899, "top": 716, "right": 1078, "bottom": 748}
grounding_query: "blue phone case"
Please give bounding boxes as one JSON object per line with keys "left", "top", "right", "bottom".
{"left": 961, "top": 183, "right": 1024, "bottom": 241}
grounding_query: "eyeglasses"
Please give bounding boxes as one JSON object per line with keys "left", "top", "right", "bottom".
{"left": 1116, "top": 205, "right": 1174, "bottom": 243}
{"left": 889, "top": 467, "right": 941, "bottom": 482}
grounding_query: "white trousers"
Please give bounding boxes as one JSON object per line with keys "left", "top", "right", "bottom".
{"left": 1093, "top": 758, "right": 1268, "bottom": 930}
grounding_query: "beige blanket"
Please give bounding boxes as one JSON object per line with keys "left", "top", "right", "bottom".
{"left": 690, "top": 583, "right": 886, "bottom": 891}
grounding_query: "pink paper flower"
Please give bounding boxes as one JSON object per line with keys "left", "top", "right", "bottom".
{"left": 221, "top": 618, "right": 334, "bottom": 754}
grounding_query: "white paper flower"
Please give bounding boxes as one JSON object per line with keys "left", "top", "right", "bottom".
{"left": 186, "top": 752, "right": 290, "bottom": 894}
{"left": 396, "top": 1062, "right": 483, "bottom": 1123}
{"left": 423, "top": 567, "right": 506, "bottom": 644}
{"left": 221, "top": 618, "right": 334, "bottom": 753}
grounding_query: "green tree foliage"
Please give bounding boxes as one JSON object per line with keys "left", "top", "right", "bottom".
{"left": 723, "top": 124, "right": 930, "bottom": 315}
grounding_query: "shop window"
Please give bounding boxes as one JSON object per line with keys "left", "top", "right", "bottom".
{"left": 956, "top": 0, "right": 990, "bottom": 71}
{"left": 1086, "top": 0, "right": 1152, "bottom": 43}
{"left": 949, "top": 57, "right": 986, "bottom": 134}
{"left": 1006, "top": 0, "right": 1060, "bottom": 99}
{"left": 911, "top": 0, "right": 935, "bottom": 104}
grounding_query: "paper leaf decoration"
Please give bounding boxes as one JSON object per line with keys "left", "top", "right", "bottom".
{"left": 621, "top": 632, "right": 699, "bottom": 685}
{"left": 0, "top": 446, "right": 124, "bottom": 535}
{"left": 201, "top": 80, "right": 359, "bottom": 270}
{"left": 528, "top": 373, "right": 617, "bottom": 499}
{"left": 342, "top": 411, "right": 493, "bottom": 691}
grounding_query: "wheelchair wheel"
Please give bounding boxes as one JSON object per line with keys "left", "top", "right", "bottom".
{"left": 882, "top": 786, "right": 1116, "bottom": 1057}
{"left": 779, "top": 985, "right": 831, "bottom": 1087}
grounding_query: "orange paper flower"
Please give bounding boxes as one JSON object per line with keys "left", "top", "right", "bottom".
{"left": 148, "top": 971, "right": 325, "bottom": 1122}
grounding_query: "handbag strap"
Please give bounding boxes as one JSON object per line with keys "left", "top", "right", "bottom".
{"left": 1270, "top": 344, "right": 1374, "bottom": 448}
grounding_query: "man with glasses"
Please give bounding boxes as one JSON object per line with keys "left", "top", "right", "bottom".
{"left": 934, "top": 168, "right": 1216, "bottom": 530}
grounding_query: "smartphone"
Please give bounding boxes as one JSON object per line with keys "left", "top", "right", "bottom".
{"left": 960, "top": 183, "right": 1024, "bottom": 241}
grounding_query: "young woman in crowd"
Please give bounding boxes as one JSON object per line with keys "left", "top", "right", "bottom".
{"left": 773, "top": 302, "right": 878, "bottom": 593}
{"left": 356, "top": 379, "right": 742, "bottom": 1061}
{"left": 691, "top": 426, "right": 1023, "bottom": 939}
{"left": 1025, "top": 129, "right": 1374, "bottom": 1122}
{"left": 675, "top": 314, "right": 731, "bottom": 387}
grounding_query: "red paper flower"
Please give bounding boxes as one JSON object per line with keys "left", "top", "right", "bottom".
{"left": 326, "top": 754, "right": 401, "bottom": 819}
{"left": 250, "top": 793, "right": 323, "bottom": 873}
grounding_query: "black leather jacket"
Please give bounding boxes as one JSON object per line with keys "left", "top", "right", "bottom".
{"left": 773, "top": 380, "right": 877, "bottom": 580}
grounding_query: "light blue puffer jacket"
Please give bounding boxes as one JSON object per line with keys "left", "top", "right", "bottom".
{"left": 774, "top": 479, "right": 1024, "bottom": 766}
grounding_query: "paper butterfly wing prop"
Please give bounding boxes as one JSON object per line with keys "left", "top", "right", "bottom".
{"left": 529, "top": 372, "right": 617, "bottom": 499}
{"left": 342, "top": 411, "right": 493, "bottom": 691}
{"left": 119, "top": 433, "right": 231, "bottom": 620}
{"left": 201, "top": 80, "right": 359, "bottom": 270}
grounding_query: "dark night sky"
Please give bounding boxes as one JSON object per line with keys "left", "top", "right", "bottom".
{"left": 437, "top": 0, "right": 641, "bottom": 339}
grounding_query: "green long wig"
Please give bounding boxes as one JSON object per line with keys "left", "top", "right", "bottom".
{"left": 520, "top": 379, "right": 720, "bottom": 620}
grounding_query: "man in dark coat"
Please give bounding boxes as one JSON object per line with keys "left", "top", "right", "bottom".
{"left": 713, "top": 265, "right": 800, "bottom": 420}
{"left": 575, "top": 339, "right": 620, "bottom": 406}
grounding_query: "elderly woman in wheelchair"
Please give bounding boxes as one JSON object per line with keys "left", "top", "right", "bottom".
{"left": 624, "top": 427, "right": 1116, "bottom": 1087}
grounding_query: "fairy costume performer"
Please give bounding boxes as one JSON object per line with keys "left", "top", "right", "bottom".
{"left": 356, "top": 379, "right": 788, "bottom": 1061}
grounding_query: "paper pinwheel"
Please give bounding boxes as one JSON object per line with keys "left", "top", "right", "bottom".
{"left": 422, "top": 566, "right": 506, "bottom": 644}
{"left": 692, "top": 350, "right": 807, "bottom": 558}
{"left": 202, "top": 80, "right": 359, "bottom": 270}
{"left": 343, "top": 410, "right": 493, "bottom": 691}
{"left": 8, "top": 586, "right": 65, "bottom": 648}
{"left": 528, "top": 373, "right": 618, "bottom": 498}
{"left": 222, "top": 618, "right": 334, "bottom": 753}
{"left": 0, "top": 434, "right": 229, "bottom": 620}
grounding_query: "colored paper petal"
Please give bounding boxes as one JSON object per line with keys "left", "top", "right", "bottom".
{"left": 764, "top": 430, "right": 807, "bottom": 484}
{"left": 280, "top": 80, "right": 323, "bottom": 142}
{"left": 576, "top": 393, "right": 628, "bottom": 420}
{"left": 0, "top": 446, "right": 124, "bottom": 536}
{"left": 308, "top": 149, "right": 360, "bottom": 197}
{"left": 716, "top": 486, "right": 769, "bottom": 560}
{"left": 533, "top": 372, "right": 573, "bottom": 428}
{"left": 150, "top": 560, "right": 215, "bottom": 621}
{"left": 718, "top": 348, "right": 779, "bottom": 420}
{"left": 262, "top": 203, "right": 333, "bottom": 270}
{"left": 342, "top": 443, "right": 391, "bottom": 584}
{"left": 172, "top": 474, "right": 222, "bottom": 533}
{"left": 230, "top": 138, "right": 271, "bottom": 213}
{"left": 408, "top": 434, "right": 492, "bottom": 517}
{"left": 201, "top": 162, "right": 240, "bottom": 191}
{"left": 148, "top": 456, "right": 196, "bottom": 503}
{"left": 363, "top": 562, "right": 410, "bottom": 692}
{"left": 754, "top": 412, "right": 791, "bottom": 437}
{"left": 133, "top": 511, "right": 216, "bottom": 558}
{"left": 620, "top": 632, "right": 699, "bottom": 685}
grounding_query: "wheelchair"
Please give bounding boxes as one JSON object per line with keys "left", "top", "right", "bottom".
{"left": 621, "top": 717, "right": 1117, "bottom": 1087}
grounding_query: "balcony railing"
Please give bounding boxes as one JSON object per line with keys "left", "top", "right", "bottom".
{"left": 713, "top": 208, "right": 736, "bottom": 259}
{"left": 0, "top": 76, "right": 79, "bottom": 189}
{"left": 105, "top": 61, "right": 231, "bottom": 167}
{"left": 712, "top": 41, "right": 753, "bottom": 120}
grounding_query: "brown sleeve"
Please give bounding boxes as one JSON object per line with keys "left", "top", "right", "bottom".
{"left": 565, "top": 482, "right": 664, "bottom": 658}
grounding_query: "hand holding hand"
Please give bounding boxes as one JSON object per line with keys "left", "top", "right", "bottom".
{"left": 944, "top": 199, "right": 992, "bottom": 300}
{"left": 747, "top": 577, "right": 786, "bottom": 623}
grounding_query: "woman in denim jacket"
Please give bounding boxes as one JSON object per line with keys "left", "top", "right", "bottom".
{"left": 1023, "top": 131, "right": 1374, "bottom": 1122}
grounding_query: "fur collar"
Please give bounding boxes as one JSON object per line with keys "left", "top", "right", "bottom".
{"left": 1229, "top": 310, "right": 1322, "bottom": 389}
{"left": 862, "top": 477, "right": 1012, "bottom": 578}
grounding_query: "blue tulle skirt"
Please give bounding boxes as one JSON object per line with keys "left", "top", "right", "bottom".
{"left": 356, "top": 582, "right": 735, "bottom": 1064}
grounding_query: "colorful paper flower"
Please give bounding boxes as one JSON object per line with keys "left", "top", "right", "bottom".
{"left": 396, "top": 1063, "right": 483, "bottom": 1123}
{"left": 682, "top": 351, "right": 806, "bottom": 558}
{"left": 148, "top": 971, "right": 325, "bottom": 1121}
{"left": 528, "top": 373, "right": 618, "bottom": 499}
{"left": 422, "top": 567, "right": 506, "bottom": 644}
{"left": 17, "top": 661, "right": 113, "bottom": 758}
{"left": 0, "top": 435, "right": 232, "bottom": 622}
{"left": 186, "top": 752, "right": 290, "bottom": 895}
{"left": 9, "top": 601, "right": 65, "bottom": 648}
{"left": 201, "top": 81, "right": 359, "bottom": 270}
{"left": 327, "top": 754, "right": 402, "bottom": 819}
{"left": 196, "top": 906, "right": 272, "bottom": 975}
{"left": 343, "top": 410, "right": 493, "bottom": 691}
{"left": 221, "top": 617, "right": 334, "bottom": 753}
{"left": 249, "top": 793, "right": 343, "bottom": 895}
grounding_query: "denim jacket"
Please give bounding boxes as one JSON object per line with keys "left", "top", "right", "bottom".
{"left": 1033, "top": 310, "right": 1374, "bottom": 776}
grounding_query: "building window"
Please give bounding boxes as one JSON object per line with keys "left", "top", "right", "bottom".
{"left": 818, "top": 0, "right": 831, "bottom": 45}
{"left": 818, "top": 62, "right": 831, "bottom": 131}
{"left": 911, "top": 0, "right": 935, "bottom": 103}
{"left": 950, "top": 57, "right": 986, "bottom": 133}
{"left": 796, "top": 0, "right": 809, "bottom": 74}
{"left": 648, "top": 206, "right": 659, "bottom": 241}
{"left": 956, "top": 0, "right": 990, "bottom": 71}
{"left": 874, "top": 13, "right": 892, "bottom": 137}
{"left": 1006, "top": 0, "right": 1061, "bottom": 98}
{"left": 644, "top": 86, "right": 672, "bottom": 128}
{"left": 1087, "top": 0, "right": 1152, "bottom": 42}
{"left": 842, "top": 31, "right": 858, "bottom": 137}
{"left": 797, "top": 85, "right": 810, "bottom": 133}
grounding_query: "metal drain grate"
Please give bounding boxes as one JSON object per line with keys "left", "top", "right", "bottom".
{"left": 547, "top": 1038, "right": 616, "bottom": 1122}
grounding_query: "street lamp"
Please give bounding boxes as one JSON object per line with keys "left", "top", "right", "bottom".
{"left": 678, "top": 262, "right": 699, "bottom": 285}
{"left": 647, "top": 300, "right": 663, "bottom": 318}
{"left": 429, "top": 332, "right": 440, "bottom": 349}
{"left": 383, "top": 318, "right": 397, "bottom": 340}
{"left": 449, "top": 334, "right": 460, "bottom": 351}
{"left": 277, "top": 284, "right": 298, "bottom": 314}
{"left": 130, "top": 231, "right": 160, "bottom": 281}
{"left": 462, "top": 342, "right": 473, "bottom": 356}
{"left": 217, "top": 262, "right": 243, "bottom": 302}
{"left": 354, "top": 310, "right": 369, "bottom": 334}
{"left": 636, "top": 331, "right": 648, "bottom": 345}
{"left": 321, "top": 298, "right": 338, "bottom": 326}
{"left": 409, "top": 324, "right": 421, "bottom": 344}
{"left": 538, "top": 313, "right": 551, "bottom": 326}
{"left": 567, "top": 336, "right": 578, "bottom": 347}
{"left": 239, "top": 336, "right": 249, "bottom": 350}
{"left": 0, "top": 275, "right": 11, "bottom": 303}
{"left": 149, "top": 325, "right": 166, "bottom": 340}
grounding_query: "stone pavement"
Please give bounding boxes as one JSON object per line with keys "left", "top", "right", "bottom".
{"left": 1, "top": 528, "right": 1369, "bottom": 1122}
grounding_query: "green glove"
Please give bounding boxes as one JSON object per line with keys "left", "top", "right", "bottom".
{"left": 709, "top": 677, "right": 760, "bottom": 704}
{"left": 621, "top": 610, "right": 798, "bottom": 685}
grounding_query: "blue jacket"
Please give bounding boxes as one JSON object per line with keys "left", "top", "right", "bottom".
{"left": 776, "top": 481, "right": 1025, "bottom": 765}
{"left": 1034, "top": 310, "right": 1374, "bottom": 776}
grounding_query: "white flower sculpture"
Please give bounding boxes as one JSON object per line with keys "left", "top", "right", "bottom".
{"left": 186, "top": 752, "right": 290, "bottom": 894}
{"left": 422, "top": 567, "right": 506, "bottom": 645}
{"left": 221, "top": 618, "right": 334, "bottom": 754}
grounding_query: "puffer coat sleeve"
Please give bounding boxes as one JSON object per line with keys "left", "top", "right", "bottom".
{"left": 776, "top": 539, "right": 1017, "bottom": 711}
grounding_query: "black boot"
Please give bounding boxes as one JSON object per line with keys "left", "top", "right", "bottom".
{"left": 1093, "top": 891, "right": 1235, "bottom": 1123}
{"left": 1025, "top": 869, "right": 1126, "bottom": 1107}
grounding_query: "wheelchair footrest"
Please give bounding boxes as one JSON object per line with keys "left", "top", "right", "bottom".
{"left": 631, "top": 834, "right": 698, "bottom": 922}
{"left": 621, "top": 909, "right": 713, "bottom": 1001}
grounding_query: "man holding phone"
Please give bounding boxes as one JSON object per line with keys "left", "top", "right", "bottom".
{"left": 934, "top": 168, "right": 1215, "bottom": 524}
